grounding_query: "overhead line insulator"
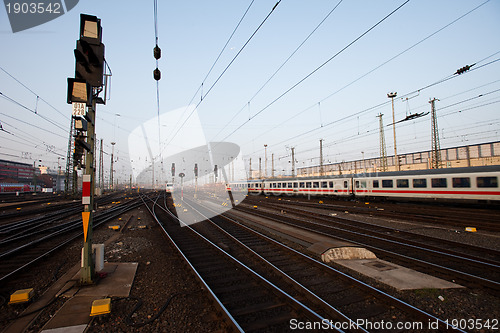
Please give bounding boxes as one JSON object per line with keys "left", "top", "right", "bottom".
{"left": 153, "top": 68, "right": 161, "bottom": 81}
{"left": 154, "top": 45, "right": 161, "bottom": 60}
{"left": 455, "top": 63, "right": 475, "bottom": 75}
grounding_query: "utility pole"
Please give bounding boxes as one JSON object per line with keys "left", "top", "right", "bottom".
{"left": 110, "top": 142, "right": 115, "bottom": 190}
{"left": 377, "top": 113, "right": 388, "bottom": 172}
{"left": 361, "top": 151, "right": 365, "bottom": 172}
{"left": 271, "top": 153, "right": 274, "bottom": 178}
{"left": 387, "top": 92, "right": 399, "bottom": 170}
{"left": 291, "top": 147, "right": 295, "bottom": 177}
{"left": 429, "top": 98, "right": 441, "bottom": 169}
{"left": 264, "top": 144, "right": 268, "bottom": 178}
{"left": 151, "top": 157, "right": 155, "bottom": 189}
{"left": 319, "top": 139, "right": 324, "bottom": 176}
{"left": 259, "top": 157, "right": 262, "bottom": 179}
{"left": 99, "top": 139, "right": 104, "bottom": 192}
{"left": 249, "top": 158, "right": 252, "bottom": 180}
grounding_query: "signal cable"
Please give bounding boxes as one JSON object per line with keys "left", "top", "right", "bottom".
{"left": 220, "top": 0, "right": 411, "bottom": 143}
{"left": 164, "top": 1, "right": 282, "bottom": 149}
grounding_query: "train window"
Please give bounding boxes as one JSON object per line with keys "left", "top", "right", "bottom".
{"left": 288, "top": 183, "right": 292, "bottom": 188}
{"left": 413, "top": 179, "right": 427, "bottom": 188}
{"left": 300, "top": 182, "right": 305, "bottom": 188}
{"left": 373, "top": 180, "right": 379, "bottom": 188}
{"left": 277, "top": 183, "right": 281, "bottom": 188}
{"left": 452, "top": 177, "right": 471, "bottom": 188}
{"left": 306, "top": 182, "right": 312, "bottom": 188}
{"left": 355, "top": 181, "right": 360, "bottom": 188}
{"left": 382, "top": 179, "right": 393, "bottom": 188}
{"left": 282, "top": 183, "right": 287, "bottom": 188}
{"left": 294, "top": 182, "right": 298, "bottom": 188}
{"left": 431, "top": 178, "right": 447, "bottom": 188}
{"left": 397, "top": 179, "right": 409, "bottom": 188}
{"left": 321, "top": 181, "right": 328, "bottom": 188}
{"left": 360, "top": 181, "right": 366, "bottom": 188}
{"left": 313, "top": 182, "right": 319, "bottom": 188}
{"left": 477, "top": 176, "right": 498, "bottom": 188}
{"left": 329, "top": 181, "right": 333, "bottom": 188}
{"left": 343, "top": 181, "right": 348, "bottom": 188}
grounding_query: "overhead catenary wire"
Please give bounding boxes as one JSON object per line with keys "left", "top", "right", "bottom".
{"left": 220, "top": 0, "right": 411, "bottom": 143}
{"left": 257, "top": 87, "right": 500, "bottom": 171}
{"left": 0, "top": 66, "right": 69, "bottom": 121}
{"left": 0, "top": 93, "right": 68, "bottom": 134}
{"left": 245, "top": 52, "right": 500, "bottom": 157}
{"left": 167, "top": 0, "right": 256, "bottom": 142}
{"left": 240, "top": 1, "right": 494, "bottom": 149}
{"left": 164, "top": 1, "right": 282, "bottom": 149}
{"left": 153, "top": 0, "right": 161, "bottom": 161}
{"left": 210, "top": 0, "right": 344, "bottom": 142}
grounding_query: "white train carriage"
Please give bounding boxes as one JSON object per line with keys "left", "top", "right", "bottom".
{"left": 353, "top": 166, "right": 500, "bottom": 202}
{"left": 230, "top": 179, "right": 263, "bottom": 195}
{"left": 263, "top": 175, "right": 353, "bottom": 197}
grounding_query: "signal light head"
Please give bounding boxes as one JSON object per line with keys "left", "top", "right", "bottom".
{"left": 79, "top": 14, "right": 102, "bottom": 45}
{"left": 67, "top": 78, "right": 91, "bottom": 105}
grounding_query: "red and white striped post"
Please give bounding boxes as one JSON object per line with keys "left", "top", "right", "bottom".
{"left": 82, "top": 174, "right": 91, "bottom": 205}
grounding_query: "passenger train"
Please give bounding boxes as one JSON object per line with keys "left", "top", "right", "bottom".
{"left": 229, "top": 166, "right": 500, "bottom": 203}
{"left": 0, "top": 183, "right": 41, "bottom": 193}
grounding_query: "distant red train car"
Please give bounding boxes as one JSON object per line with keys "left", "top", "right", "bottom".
{"left": 0, "top": 183, "right": 36, "bottom": 193}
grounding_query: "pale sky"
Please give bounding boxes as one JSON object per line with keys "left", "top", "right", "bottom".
{"left": 1, "top": 0, "right": 499, "bottom": 183}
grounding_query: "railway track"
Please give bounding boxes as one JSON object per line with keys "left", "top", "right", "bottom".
{"left": 0, "top": 191, "right": 129, "bottom": 223}
{"left": 145, "top": 193, "right": 466, "bottom": 332}
{"left": 264, "top": 196, "right": 500, "bottom": 232}
{"left": 233, "top": 198, "right": 500, "bottom": 294}
{"left": 0, "top": 194, "right": 146, "bottom": 283}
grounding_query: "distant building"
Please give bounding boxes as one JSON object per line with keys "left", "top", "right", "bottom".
{"left": 297, "top": 140, "right": 500, "bottom": 177}
{"left": 0, "top": 159, "right": 35, "bottom": 183}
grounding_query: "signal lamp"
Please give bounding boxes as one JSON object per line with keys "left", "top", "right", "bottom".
{"left": 67, "top": 78, "right": 91, "bottom": 105}
{"left": 74, "top": 117, "right": 88, "bottom": 131}
{"left": 79, "top": 14, "right": 102, "bottom": 44}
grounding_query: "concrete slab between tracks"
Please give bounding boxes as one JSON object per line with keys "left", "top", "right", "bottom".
{"left": 224, "top": 207, "right": 463, "bottom": 291}
{"left": 334, "top": 258, "right": 464, "bottom": 290}
{"left": 224, "top": 207, "right": 375, "bottom": 260}
{"left": 39, "top": 262, "right": 137, "bottom": 333}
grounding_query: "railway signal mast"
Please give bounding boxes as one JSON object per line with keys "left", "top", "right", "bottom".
{"left": 67, "top": 14, "right": 106, "bottom": 285}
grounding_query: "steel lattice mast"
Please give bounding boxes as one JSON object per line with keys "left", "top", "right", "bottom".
{"left": 64, "top": 116, "right": 74, "bottom": 193}
{"left": 430, "top": 98, "right": 441, "bottom": 169}
{"left": 377, "top": 113, "right": 388, "bottom": 172}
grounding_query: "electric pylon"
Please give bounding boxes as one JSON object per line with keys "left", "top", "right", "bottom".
{"left": 377, "top": 113, "right": 388, "bottom": 172}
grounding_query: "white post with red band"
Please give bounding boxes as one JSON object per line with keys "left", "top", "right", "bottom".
{"left": 82, "top": 175, "right": 91, "bottom": 205}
